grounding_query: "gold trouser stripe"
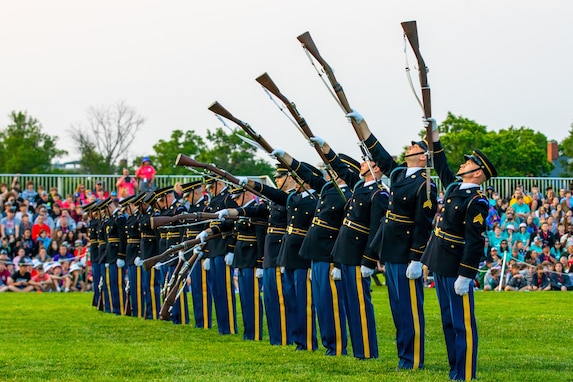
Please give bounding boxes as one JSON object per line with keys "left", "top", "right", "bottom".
{"left": 276, "top": 268, "right": 287, "bottom": 346}
{"left": 226, "top": 265, "right": 236, "bottom": 334}
{"left": 151, "top": 268, "right": 158, "bottom": 319}
{"left": 136, "top": 267, "right": 143, "bottom": 318}
{"left": 118, "top": 267, "right": 125, "bottom": 315}
{"left": 254, "top": 275, "right": 260, "bottom": 341}
{"left": 329, "top": 263, "right": 343, "bottom": 356}
{"left": 463, "top": 293, "right": 474, "bottom": 379}
{"left": 409, "top": 278, "right": 421, "bottom": 369}
{"left": 202, "top": 261, "right": 208, "bottom": 329}
{"left": 306, "top": 268, "right": 312, "bottom": 351}
{"left": 355, "top": 267, "right": 370, "bottom": 358}
{"left": 106, "top": 267, "right": 112, "bottom": 311}
{"left": 179, "top": 281, "right": 186, "bottom": 325}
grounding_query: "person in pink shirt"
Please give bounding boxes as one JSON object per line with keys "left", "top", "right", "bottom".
{"left": 135, "top": 156, "right": 156, "bottom": 192}
{"left": 116, "top": 168, "right": 138, "bottom": 199}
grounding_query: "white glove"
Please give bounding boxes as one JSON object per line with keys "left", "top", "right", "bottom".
{"left": 454, "top": 275, "right": 473, "bottom": 296}
{"left": 116, "top": 259, "right": 125, "bottom": 268}
{"left": 360, "top": 265, "right": 374, "bottom": 278}
{"left": 202, "top": 258, "right": 211, "bottom": 271}
{"left": 405, "top": 261, "right": 423, "bottom": 280}
{"left": 224, "top": 252, "right": 234, "bottom": 266}
{"left": 280, "top": 266, "right": 285, "bottom": 274}
{"left": 104, "top": 263, "right": 110, "bottom": 268}
{"left": 255, "top": 268, "right": 264, "bottom": 278}
{"left": 270, "top": 149, "right": 285, "bottom": 158}
{"left": 330, "top": 267, "right": 342, "bottom": 281}
{"left": 178, "top": 250, "right": 186, "bottom": 261}
{"left": 346, "top": 109, "right": 364, "bottom": 124}
{"left": 309, "top": 136, "right": 325, "bottom": 148}
{"left": 423, "top": 117, "right": 438, "bottom": 131}
{"left": 217, "top": 209, "right": 229, "bottom": 220}
{"left": 134, "top": 256, "right": 143, "bottom": 267}
{"left": 237, "top": 177, "right": 248, "bottom": 186}
{"left": 193, "top": 246, "right": 203, "bottom": 258}
{"left": 196, "top": 230, "right": 209, "bottom": 244}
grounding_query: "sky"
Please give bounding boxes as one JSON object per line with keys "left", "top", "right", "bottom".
{"left": 1, "top": 0, "right": 572, "bottom": 170}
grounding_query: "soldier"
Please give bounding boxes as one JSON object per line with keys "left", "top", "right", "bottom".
{"left": 104, "top": 197, "right": 127, "bottom": 315}
{"left": 309, "top": 130, "right": 389, "bottom": 360}
{"left": 351, "top": 111, "right": 438, "bottom": 370}
{"left": 139, "top": 190, "right": 161, "bottom": 319}
{"left": 83, "top": 200, "right": 100, "bottom": 308}
{"left": 181, "top": 180, "right": 212, "bottom": 329}
{"left": 271, "top": 150, "right": 353, "bottom": 356}
{"left": 96, "top": 198, "right": 111, "bottom": 313}
{"left": 125, "top": 192, "right": 146, "bottom": 318}
{"left": 421, "top": 122, "right": 497, "bottom": 381}
{"left": 196, "top": 175, "right": 239, "bottom": 335}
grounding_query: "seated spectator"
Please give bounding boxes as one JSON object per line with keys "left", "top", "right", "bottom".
{"left": 15, "top": 201, "right": 33, "bottom": 222}
{"left": 60, "top": 194, "right": 75, "bottom": 211}
{"left": 528, "top": 264, "right": 551, "bottom": 291}
{"left": 529, "top": 236, "right": 544, "bottom": 254}
{"left": 513, "top": 223, "right": 530, "bottom": 246}
{"left": 93, "top": 181, "right": 109, "bottom": 201}
{"left": 0, "top": 258, "right": 11, "bottom": 292}
{"left": 36, "top": 190, "right": 52, "bottom": 211}
{"left": 45, "top": 262, "right": 64, "bottom": 291}
{"left": 514, "top": 240, "right": 527, "bottom": 262}
{"left": 34, "top": 206, "right": 55, "bottom": 231}
{"left": 500, "top": 208, "right": 520, "bottom": 231}
{"left": 499, "top": 240, "right": 512, "bottom": 263}
{"left": 29, "top": 261, "right": 53, "bottom": 292}
{"left": 21, "top": 181, "right": 38, "bottom": 206}
{"left": 64, "top": 263, "right": 86, "bottom": 292}
{"left": 1, "top": 205, "right": 20, "bottom": 240}
{"left": 74, "top": 184, "right": 88, "bottom": 206}
{"left": 53, "top": 244, "right": 74, "bottom": 263}
{"left": 524, "top": 214, "right": 538, "bottom": 236}
{"left": 560, "top": 225, "right": 573, "bottom": 248}
{"left": 47, "top": 239, "right": 60, "bottom": 258}
{"left": 483, "top": 268, "right": 501, "bottom": 291}
{"left": 20, "top": 229, "right": 35, "bottom": 257}
{"left": 12, "top": 247, "right": 32, "bottom": 272}
{"left": 73, "top": 240, "right": 86, "bottom": 261}
{"left": 550, "top": 262, "right": 573, "bottom": 291}
{"left": 538, "top": 244, "right": 557, "bottom": 264}
{"left": 18, "top": 214, "right": 33, "bottom": 237}
{"left": 512, "top": 195, "right": 531, "bottom": 221}
{"left": 552, "top": 241, "right": 566, "bottom": 260}
{"left": 57, "top": 209, "right": 76, "bottom": 232}
{"left": 504, "top": 224, "right": 516, "bottom": 246}
{"left": 35, "top": 246, "right": 51, "bottom": 264}
{"left": 7, "top": 260, "right": 34, "bottom": 292}
{"left": 488, "top": 226, "right": 507, "bottom": 249}
{"left": 35, "top": 229, "right": 50, "bottom": 252}
{"left": 504, "top": 264, "right": 528, "bottom": 291}
{"left": 70, "top": 204, "right": 84, "bottom": 225}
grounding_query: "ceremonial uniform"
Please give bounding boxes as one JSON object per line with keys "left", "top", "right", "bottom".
{"left": 326, "top": 148, "right": 389, "bottom": 359}
{"left": 370, "top": 134, "right": 437, "bottom": 369}
{"left": 125, "top": 193, "right": 145, "bottom": 318}
{"left": 96, "top": 202, "right": 110, "bottom": 313}
{"left": 205, "top": 184, "right": 239, "bottom": 335}
{"left": 104, "top": 201, "right": 127, "bottom": 315}
{"left": 139, "top": 192, "right": 161, "bottom": 320}
{"left": 295, "top": 157, "right": 351, "bottom": 356}
{"left": 84, "top": 201, "right": 101, "bottom": 308}
{"left": 421, "top": 141, "right": 495, "bottom": 381}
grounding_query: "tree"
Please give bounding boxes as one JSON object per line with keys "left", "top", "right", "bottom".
{"left": 0, "top": 111, "right": 66, "bottom": 173}
{"left": 560, "top": 122, "right": 573, "bottom": 176}
{"left": 69, "top": 101, "right": 145, "bottom": 173}
{"left": 151, "top": 129, "right": 206, "bottom": 175}
{"left": 437, "top": 112, "right": 552, "bottom": 177}
{"left": 197, "top": 128, "right": 274, "bottom": 177}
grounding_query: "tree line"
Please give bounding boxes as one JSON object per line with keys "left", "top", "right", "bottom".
{"left": 0, "top": 103, "right": 570, "bottom": 177}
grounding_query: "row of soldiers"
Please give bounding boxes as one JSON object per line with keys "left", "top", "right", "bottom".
{"left": 85, "top": 111, "right": 497, "bottom": 381}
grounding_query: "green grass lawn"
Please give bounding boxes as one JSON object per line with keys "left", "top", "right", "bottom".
{"left": 1, "top": 285, "right": 572, "bottom": 381}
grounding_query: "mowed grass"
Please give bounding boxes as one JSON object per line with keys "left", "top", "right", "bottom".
{"left": 1, "top": 285, "right": 572, "bottom": 382}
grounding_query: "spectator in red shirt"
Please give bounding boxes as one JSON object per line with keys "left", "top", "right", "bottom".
{"left": 135, "top": 156, "right": 156, "bottom": 192}
{"left": 93, "top": 181, "right": 110, "bottom": 201}
{"left": 0, "top": 258, "right": 11, "bottom": 292}
{"left": 116, "top": 168, "right": 139, "bottom": 199}
{"left": 32, "top": 213, "right": 51, "bottom": 242}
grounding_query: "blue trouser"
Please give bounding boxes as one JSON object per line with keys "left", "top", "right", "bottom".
{"left": 107, "top": 263, "right": 126, "bottom": 315}
{"left": 341, "top": 264, "right": 378, "bottom": 359}
{"left": 263, "top": 267, "right": 291, "bottom": 346}
{"left": 92, "top": 263, "right": 101, "bottom": 307}
{"left": 190, "top": 258, "right": 212, "bottom": 329}
{"left": 128, "top": 264, "right": 145, "bottom": 318}
{"left": 434, "top": 274, "right": 478, "bottom": 381}
{"left": 101, "top": 264, "right": 110, "bottom": 313}
{"left": 385, "top": 262, "right": 425, "bottom": 369}
{"left": 167, "top": 264, "right": 190, "bottom": 325}
{"left": 143, "top": 267, "right": 161, "bottom": 320}
{"left": 284, "top": 268, "right": 317, "bottom": 351}
{"left": 210, "top": 256, "right": 237, "bottom": 335}
{"left": 237, "top": 268, "right": 263, "bottom": 340}
{"left": 311, "top": 261, "right": 347, "bottom": 356}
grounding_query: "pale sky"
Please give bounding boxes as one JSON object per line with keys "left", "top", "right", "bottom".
{"left": 1, "top": 0, "right": 571, "bottom": 170}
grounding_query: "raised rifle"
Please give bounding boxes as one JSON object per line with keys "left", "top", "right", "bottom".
{"left": 207, "top": 101, "right": 315, "bottom": 198}
{"left": 151, "top": 212, "right": 221, "bottom": 230}
{"left": 142, "top": 232, "right": 221, "bottom": 270}
{"left": 255, "top": 72, "right": 346, "bottom": 201}
{"left": 401, "top": 20, "right": 434, "bottom": 198}
{"left": 174, "top": 154, "right": 268, "bottom": 201}
{"left": 297, "top": 32, "right": 389, "bottom": 192}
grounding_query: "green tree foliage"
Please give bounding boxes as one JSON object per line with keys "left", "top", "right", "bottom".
{"left": 0, "top": 111, "right": 66, "bottom": 173}
{"left": 559, "top": 123, "right": 573, "bottom": 176}
{"left": 437, "top": 112, "right": 553, "bottom": 177}
{"left": 151, "top": 129, "right": 206, "bottom": 175}
{"left": 197, "top": 128, "right": 274, "bottom": 177}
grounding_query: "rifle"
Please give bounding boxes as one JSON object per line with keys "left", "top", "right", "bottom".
{"left": 174, "top": 154, "right": 268, "bottom": 201}
{"left": 401, "top": 20, "right": 433, "bottom": 198}
{"left": 207, "top": 101, "right": 314, "bottom": 197}
{"left": 151, "top": 212, "right": 221, "bottom": 230}
{"left": 142, "top": 233, "right": 221, "bottom": 271}
{"left": 159, "top": 247, "right": 201, "bottom": 321}
{"left": 97, "top": 277, "right": 104, "bottom": 311}
{"left": 255, "top": 72, "right": 346, "bottom": 201}
{"left": 124, "top": 278, "right": 132, "bottom": 316}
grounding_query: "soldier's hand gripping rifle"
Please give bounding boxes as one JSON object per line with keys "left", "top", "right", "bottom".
{"left": 401, "top": 20, "right": 434, "bottom": 199}
{"left": 207, "top": 101, "right": 315, "bottom": 198}
{"left": 255, "top": 72, "right": 346, "bottom": 201}
{"left": 174, "top": 154, "right": 269, "bottom": 201}
{"left": 142, "top": 233, "right": 221, "bottom": 271}
{"left": 297, "top": 32, "right": 381, "bottom": 185}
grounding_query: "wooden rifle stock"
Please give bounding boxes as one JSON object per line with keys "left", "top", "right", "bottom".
{"left": 151, "top": 212, "right": 220, "bottom": 229}
{"left": 142, "top": 233, "right": 220, "bottom": 270}
{"left": 175, "top": 153, "right": 266, "bottom": 200}
{"left": 159, "top": 249, "right": 201, "bottom": 320}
